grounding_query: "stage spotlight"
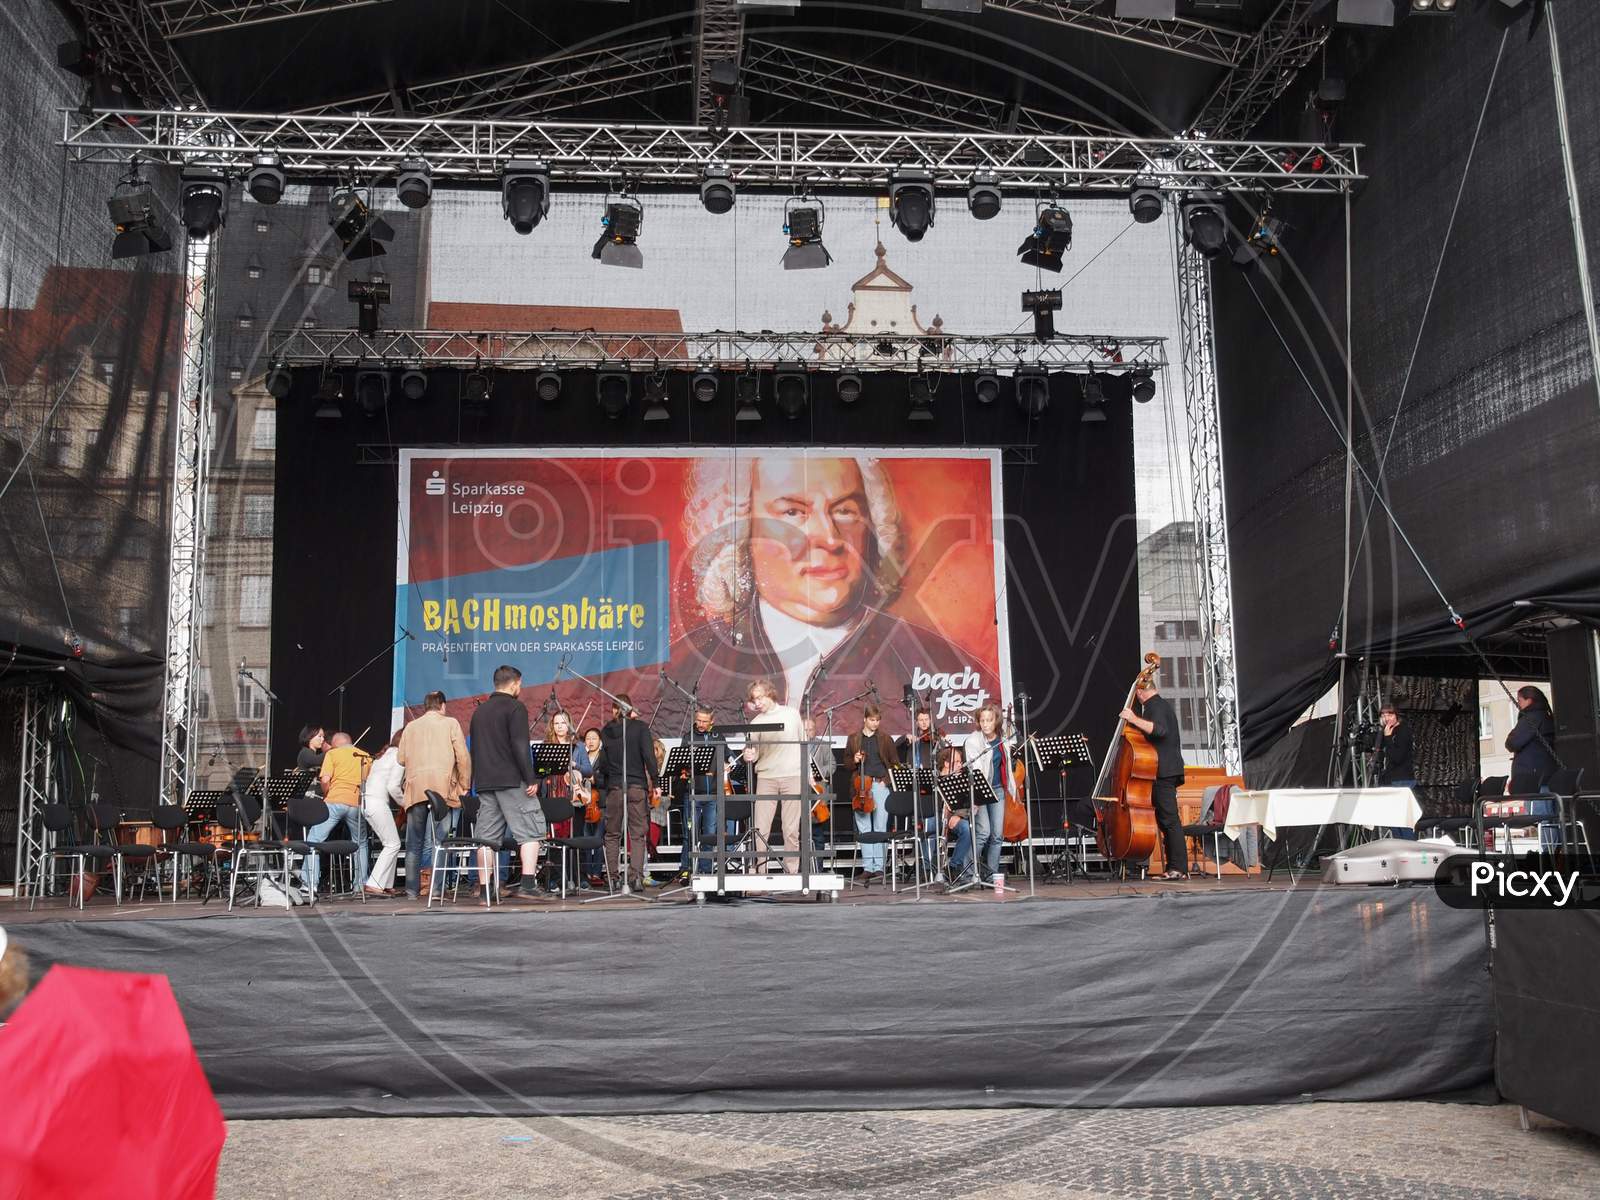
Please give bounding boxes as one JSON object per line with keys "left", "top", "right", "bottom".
{"left": 593, "top": 197, "right": 643, "bottom": 269}
{"left": 889, "top": 170, "right": 935, "bottom": 242}
{"left": 1022, "top": 288, "right": 1062, "bottom": 341}
{"left": 1080, "top": 372, "right": 1107, "bottom": 424}
{"left": 774, "top": 368, "right": 809, "bottom": 420}
{"left": 642, "top": 377, "right": 671, "bottom": 423}
{"left": 246, "top": 153, "right": 285, "bottom": 205}
{"left": 1130, "top": 368, "right": 1155, "bottom": 404}
{"left": 1018, "top": 205, "right": 1072, "bottom": 272}
{"left": 265, "top": 362, "right": 293, "bottom": 399}
{"left": 502, "top": 160, "right": 550, "bottom": 234}
{"left": 973, "top": 373, "right": 1000, "bottom": 405}
{"left": 700, "top": 165, "right": 735, "bottom": 214}
{"left": 395, "top": 159, "right": 432, "bottom": 209}
{"left": 1182, "top": 198, "right": 1227, "bottom": 259}
{"left": 1128, "top": 186, "right": 1162, "bottom": 225}
{"left": 836, "top": 371, "right": 863, "bottom": 404}
{"left": 596, "top": 369, "right": 630, "bottom": 420}
{"left": 462, "top": 367, "right": 491, "bottom": 409}
{"left": 329, "top": 186, "right": 394, "bottom": 260}
{"left": 179, "top": 168, "right": 226, "bottom": 239}
{"left": 735, "top": 374, "right": 762, "bottom": 422}
{"left": 907, "top": 374, "right": 935, "bottom": 423}
{"left": 1232, "top": 211, "right": 1285, "bottom": 284}
{"left": 356, "top": 368, "right": 389, "bottom": 417}
{"left": 348, "top": 278, "right": 390, "bottom": 337}
{"left": 967, "top": 173, "right": 1001, "bottom": 221}
{"left": 691, "top": 369, "right": 719, "bottom": 403}
{"left": 535, "top": 370, "right": 562, "bottom": 403}
{"left": 1015, "top": 367, "right": 1048, "bottom": 416}
{"left": 782, "top": 199, "right": 831, "bottom": 270}
{"left": 107, "top": 169, "right": 172, "bottom": 259}
{"left": 314, "top": 368, "right": 343, "bottom": 421}
{"left": 400, "top": 367, "right": 428, "bottom": 401}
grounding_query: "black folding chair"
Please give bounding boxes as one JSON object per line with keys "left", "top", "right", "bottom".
{"left": 429, "top": 792, "right": 502, "bottom": 907}
{"left": 855, "top": 790, "right": 920, "bottom": 891}
{"left": 150, "top": 803, "right": 229, "bottom": 903}
{"left": 284, "top": 794, "right": 365, "bottom": 903}
{"left": 222, "top": 794, "right": 293, "bottom": 911}
{"left": 536, "top": 792, "right": 602, "bottom": 899}
{"left": 31, "top": 804, "right": 119, "bottom": 910}
{"left": 91, "top": 803, "right": 161, "bottom": 902}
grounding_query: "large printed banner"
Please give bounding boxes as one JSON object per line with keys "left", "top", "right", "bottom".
{"left": 395, "top": 449, "right": 1011, "bottom": 736}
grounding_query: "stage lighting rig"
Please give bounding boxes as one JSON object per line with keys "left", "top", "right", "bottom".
{"left": 706, "top": 60, "right": 750, "bottom": 134}
{"left": 1018, "top": 205, "right": 1072, "bottom": 272}
{"left": 1128, "top": 185, "right": 1162, "bottom": 225}
{"left": 692, "top": 368, "right": 720, "bottom": 403}
{"left": 774, "top": 367, "right": 809, "bottom": 420}
{"left": 348, "top": 278, "right": 390, "bottom": 336}
{"left": 1130, "top": 369, "right": 1155, "bottom": 404}
{"left": 329, "top": 186, "right": 394, "bottom": 260}
{"left": 400, "top": 367, "right": 428, "bottom": 401}
{"left": 179, "top": 168, "right": 226, "bottom": 239}
{"left": 1022, "top": 288, "right": 1063, "bottom": 341}
{"left": 889, "top": 170, "right": 935, "bottom": 242}
{"left": 462, "top": 364, "right": 492, "bottom": 410}
{"left": 314, "top": 367, "right": 343, "bottom": 421}
{"left": 907, "top": 374, "right": 935, "bottom": 422}
{"left": 356, "top": 368, "right": 389, "bottom": 417}
{"left": 107, "top": 166, "right": 172, "bottom": 259}
{"left": 700, "top": 164, "right": 735, "bottom": 214}
{"left": 593, "top": 195, "right": 644, "bottom": 269}
{"left": 502, "top": 160, "right": 550, "bottom": 233}
{"left": 782, "top": 197, "right": 831, "bottom": 270}
{"left": 967, "top": 173, "right": 1001, "bottom": 220}
{"left": 973, "top": 373, "right": 1000, "bottom": 405}
{"left": 1080, "top": 371, "right": 1107, "bottom": 424}
{"left": 735, "top": 373, "right": 762, "bottom": 421}
{"left": 246, "top": 153, "right": 284, "bottom": 205}
{"left": 535, "top": 370, "right": 562, "bottom": 402}
{"left": 265, "top": 362, "right": 292, "bottom": 399}
{"left": 1182, "top": 195, "right": 1227, "bottom": 258}
{"left": 836, "top": 372, "right": 863, "bottom": 404}
{"left": 1232, "top": 208, "right": 1285, "bottom": 284}
{"left": 395, "top": 159, "right": 432, "bottom": 209}
{"left": 1015, "top": 366, "right": 1048, "bottom": 417}
{"left": 642, "top": 375, "right": 671, "bottom": 423}
{"left": 597, "top": 369, "right": 630, "bottom": 419}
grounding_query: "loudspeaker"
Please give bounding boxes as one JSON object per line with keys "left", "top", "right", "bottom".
{"left": 1546, "top": 624, "right": 1600, "bottom": 786}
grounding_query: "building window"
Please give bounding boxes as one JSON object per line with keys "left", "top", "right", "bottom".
{"left": 242, "top": 494, "right": 273, "bottom": 538}
{"left": 1176, "top": 658, "right": 1192, "bottom": 688}
{"left": 237, "top": 314, "right": 254, "bottom": 330}
{"left": 85, "top": 428, "right": 100, "bottom": 459}
{"left": 247, "top": 266, "right": 262, "bottom": 280}
{"left": 1179, "top": 698, "right": 1196, "bottom": 733}
{"left": 254, "top": 219, "right": 270, "bottom": 234}
{"left": 196, "top": 667, "right": 212, "bottom": 720}
{"left": 370, "top": 272, "right": 386, "bottom": 285}
{"left": 117, "top": 606, "right": 138, "bottom": 640}
{"left": 251, "top": 407, "right": 276, "bottom": 451}
{"left": 239, "top": 575, "right": 271, "bottom": 627}
{"left": 45, "top": 427, "right": 71, "bottom": 468}
{"left": 237, "top": 671, "right": 269, "bottom": 721}
{"left": 228, "top": 367, "right": 244, "bottom": 382}
{"left": 1479, "top": 703, "right": 1493, "bottom": 740}
{"left": 203, "top": 491, "right": 218, "bottom": 532}
{"left": 307, "top": 265, "right": 323, "bottom": 285}
{"left": 98, "top": 359, "right": 116, "bottom": 384}
{"left": 202, "top": 575, "right": 216, "bottom": 626}
{"left": 301, "top": 317, "right": 317, "bottom": 329}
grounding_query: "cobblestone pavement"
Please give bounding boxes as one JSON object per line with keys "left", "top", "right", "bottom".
{"left": 217, "top": 1102, "right": 1597, "bottom": 1200}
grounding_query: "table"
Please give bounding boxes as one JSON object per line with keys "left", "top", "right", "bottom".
{"left": 1224, "top": 787, "right": 1423, "bottom": 842}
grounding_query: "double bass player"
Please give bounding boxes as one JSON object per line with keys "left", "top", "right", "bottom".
{"left": 1118, "top": 676, "right": 1188, "bottom": 881}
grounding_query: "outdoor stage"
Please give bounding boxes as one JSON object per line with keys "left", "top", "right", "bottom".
{"left": 11, "top": 880, "right": 1495, "bottom": 1119}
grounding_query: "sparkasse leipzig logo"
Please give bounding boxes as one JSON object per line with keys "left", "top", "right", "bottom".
{"left": 424, "top": 469, "right": 446, "bottom": 497}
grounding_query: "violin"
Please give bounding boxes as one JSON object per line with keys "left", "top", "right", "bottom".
{"left": 850, "top": 737, "right": 875, "bottom": 814}
{"left": 811, "top": 768, "right": 830, "bottom": 825}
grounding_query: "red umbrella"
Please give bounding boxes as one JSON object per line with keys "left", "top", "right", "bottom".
{"left": 0, "top": 964, "right": 225, "bottom": 1200}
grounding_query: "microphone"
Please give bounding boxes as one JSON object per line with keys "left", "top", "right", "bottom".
{"left": 399, "top": 625, "right": 416, "bottom": 641}
{"left": 903, "top": 684, "right": 916, "bottom": 709}
{"left": 237, "top": 657, "right": 246, "bottom": 677}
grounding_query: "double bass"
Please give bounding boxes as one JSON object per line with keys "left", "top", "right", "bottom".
{"left": 1092, "top": 652, "right": 1162, "bottom": 863}
{"left": 1001, "top": 704, "right": 1030, "bottom": 842}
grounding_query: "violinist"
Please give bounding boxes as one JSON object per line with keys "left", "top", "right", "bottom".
{"left": 537, "top": 711, "right": 589, "bottom": 888}
{"left": 1118, "top": 678, "right": 1188, "bottom": 881}
{"left": 843, "top": 705, "right": 899, "bottom": 882}
{"left": 936, "top": 744, "right": 975, "bottom": 885}
{"left": 896, "top": 706, "right": 940, "bottom": 874}
{"left": 961, "top": 704, "right": 1010, "bottom": 885}
{"left": 577, "top": 726, "right": 605, "bottom": 887}
{"left": 675, "top": 705, "right": 730, "bottom": 882}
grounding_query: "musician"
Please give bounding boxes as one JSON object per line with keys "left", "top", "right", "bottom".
{"left": 595, "top": 693, "right": 660, "bottom": 892}
{"left": 296, "top": 725, "right": 328, "bottom": 772}
{"left": 396, "top": 690, "right": 471, "bottom": 900}
{"left": 668, "top": 455, "right": 1000, "bottom": 724}
{"left": 1506, "top": 685, "right": 1558, "bottom": 795}
{"left": 468, "top": 665, "right": 545, "bottom": 902}
{"left": 308, "top": 732, "right": 371, "bottom": 895}
{"left": 937, "top": 744, "right": 975, "bottom": 884}
{"left": 578, "top": 726, "right": 605, "bottom": 886}
{"left": 361, "top": 731, "right": 405, "bottom": 896}
{"left": 538, "top": 711, "right": 590, "bottom": 885}
{"left": 676, "top": 705, "right": 732, "bottom": 881}
{"left": 896, "top": 707, "right": 940, "bottom": 872}
{"left": 844, "top": 704, "right": 900, "bottom": 880}
{"left": 961, "top": 705, "right": 1010, "bottom": 884}
{"left": 741, "top": 678, "right": 805, "bottom": 874}
{"left": 804, "top": 715, "right": 834, "bottom": 857}
{"left": 1119, "top": 680, "right": 1188, "bottom": 881}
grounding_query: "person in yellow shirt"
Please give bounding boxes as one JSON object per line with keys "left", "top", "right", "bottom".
{"left": 309, "top": 732, "right": 371, "bottom": 894}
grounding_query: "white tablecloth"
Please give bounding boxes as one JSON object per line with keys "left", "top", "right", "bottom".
{"left": 1223, "top": 787, "right": 1422, "bottom": 841}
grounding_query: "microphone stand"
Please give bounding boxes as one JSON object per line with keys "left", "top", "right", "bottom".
{"left": 658, "top": 668, "right": 703, "bottom": 897}
{"left": 237, "top": 663, "right": 282, "bottom": 835}
{"left": 904, "top": 690, "right": 945, "bottom": 886}
{"left": 560, "top": 659, "right": 650, "bottom": 905}
{"left": 1016, "top": 687, "right": 1036, "bottom": 899}
{"left": 328, "top": 627, "right": 414, "bottom": 733}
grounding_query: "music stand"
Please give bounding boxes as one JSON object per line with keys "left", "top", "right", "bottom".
{"left": 658, "top": 743, "right": 718, "bottom": 899}
{"left": 1029, "top": 734, "right": 1094, "bottom": 880}
{"left": 183, "top": 790, "right": 224, "bottom": 826}
{"left": 890, "top": 764, "right": 939, "bottom": 898}
{"left": 532, "top": 743, "right": 576, "bottom": 777}
{"left": 936, "top": 770, "right": 996, "bottom": 894}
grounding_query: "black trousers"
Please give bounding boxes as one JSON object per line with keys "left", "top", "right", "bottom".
{"left": 1153, "top": 775, "right": 1188, "bottom": 874}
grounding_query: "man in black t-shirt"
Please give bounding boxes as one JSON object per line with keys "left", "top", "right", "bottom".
{"left": 1120, "top": 681, "right": 1188, "bottom": 880}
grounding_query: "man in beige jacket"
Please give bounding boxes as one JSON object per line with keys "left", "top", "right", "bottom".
{"left": 396, "top": 690, "right": 472, "bottom": 898}
{"left": 742, "top": 678, "right": 805, "bottom": 874}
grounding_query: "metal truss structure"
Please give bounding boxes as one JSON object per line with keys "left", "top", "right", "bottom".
{"left": 267, "top": 327, "right": 1167, "bottom": 373}
{"left": 10, "top": 687, "right": 58, "bottom": 900}
{"left": 62, "top": 110, "right": 1360, "bottom": 194}
{"left": 158, "top": 236, "right": 218, "bottom": 810}
{"left": 1173, "top": 232, "right": 1242, "bottom": 775}
{"left": 150, "top": 0, "right": 392, "bottom": 39}
{"left": 1188, "top": 0, "right": 1331, "bottom": 141}
{"left": 73, "top": 0, "right": 201, "bottom": 106}
{"left": 988, "top": 0, "right": 1251, "bottom": 67}
{"left": 695, "top": 0, "right": 745, "bottom": 126}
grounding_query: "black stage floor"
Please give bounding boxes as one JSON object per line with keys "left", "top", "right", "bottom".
{"left": 9, "top": 881, "right": 1495, "bottom": 1119}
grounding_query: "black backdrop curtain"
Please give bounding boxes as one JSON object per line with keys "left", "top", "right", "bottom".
{"left": 1214, "top": 7, "right": 1600, "bottom": 759}
{"left": 270, "top": 368, "right": 1139, "bottom": 772}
